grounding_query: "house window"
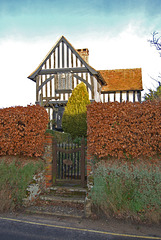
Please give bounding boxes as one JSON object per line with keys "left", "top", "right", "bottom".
{"left": 57, "top": 73, "right": 72, "bottom": 90}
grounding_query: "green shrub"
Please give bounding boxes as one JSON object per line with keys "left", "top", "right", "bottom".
{"left": 45, "top": 129, "right": 72, "bottom": 143}
{"left": 144, "top": 85, "right": 161, "bottom": 101}
{"left": 0, "top": 160, "right": 44, "bottom": 212}
{"left": 91, "top": 162, "right": 161, "bottom": 223}
{"left": 62, "top": 82, "right": 90, "bottom": 139}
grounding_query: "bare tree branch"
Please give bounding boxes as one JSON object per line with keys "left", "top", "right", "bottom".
{"left": 148, "top": 32, "right": 161, "bottom": 86}
{"left": 148, "top": 74, "right": 161, "bottom": 86}
{"left": 149, "top": 31, "right": 161, "bottom": 49}
{"left": 148, "top": 31, "right": 161, "bottom": 57}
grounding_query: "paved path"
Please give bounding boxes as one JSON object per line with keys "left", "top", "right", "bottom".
{"left": 0, "top": 216, "right": 161, "bottom": 240}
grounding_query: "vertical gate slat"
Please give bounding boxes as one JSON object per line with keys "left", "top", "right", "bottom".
{"left": 61, "top": 142, "right": 63, "bottom": 179}
{"left": 77, "top": 140, "right": 79, "bottom": 179}
{"left": 67, "top": 138, "right": 70, "bottom": 179}
{"left": 64, "top": 143, "right": 66, "bottom": 178}
{"left": 74, "top": 143, "right": 76, "bottom": 179}
{"left": 52, "top": 137, "right": 86, "bottom": 187}
{"left": 71, "top": 141, "right": 73, "bottom": 179}
{"left": 81, "top": 137, "right": 85, "bottom": 187}
{"left": 58, "top": 142, "right": 60, "bottom": 178}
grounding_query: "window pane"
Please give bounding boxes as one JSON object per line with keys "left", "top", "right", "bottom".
{"left": 57, "top": 73, "right": 72, "bottom": 90}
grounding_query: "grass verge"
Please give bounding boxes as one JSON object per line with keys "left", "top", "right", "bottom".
{"left": 90, "top": 161, "right": 161, "bottom": 224}
{"left": 0, "top": 160, "right": 44, "bottom": 212}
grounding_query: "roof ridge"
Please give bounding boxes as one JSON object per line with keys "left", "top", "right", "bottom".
{"left": 28, "top": 36, "right": 64, "bottom": 79}
{"left": 28, "top": 36, "right": 102, "bottom": 81}
{"left": 98, "top": 67, "right": 142, "bottom": 71}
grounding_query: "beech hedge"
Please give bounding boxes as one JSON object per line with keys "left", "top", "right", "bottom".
{"left": 0, "top": 105, "right": 48, "bottom": 157}
{"left": 87, "top": 101, "right": 161, "bottom": 159}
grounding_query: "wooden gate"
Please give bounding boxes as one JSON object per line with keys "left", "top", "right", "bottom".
{"left": 52, "top": 138, "right": 86, "bottom": 187}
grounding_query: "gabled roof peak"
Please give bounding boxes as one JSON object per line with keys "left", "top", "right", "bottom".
{"left": 28, "top": 35, "right": 102, "bottom": 82}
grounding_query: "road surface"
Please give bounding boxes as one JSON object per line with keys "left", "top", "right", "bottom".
{"left": 0, "top": 216, "right": 161, "bottom": 240}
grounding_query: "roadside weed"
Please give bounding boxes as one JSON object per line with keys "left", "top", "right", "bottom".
{"left": 91, "top": 162, "right": 161, "bottom": 223}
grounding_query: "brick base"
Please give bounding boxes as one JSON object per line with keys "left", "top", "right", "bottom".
{"left": 43, "top": 133, "right": 53, "bottom": 188}
{"left": 86, "top": 149, "right": 92, "bottom": 176}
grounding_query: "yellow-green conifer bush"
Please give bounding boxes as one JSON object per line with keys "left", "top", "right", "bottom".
{"left": 62, "top": 82, "right": 90, "bottom": 139}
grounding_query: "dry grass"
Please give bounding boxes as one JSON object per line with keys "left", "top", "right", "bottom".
{"left": 0, "top": 155, "right": 44, "bottom": 167}
{"left": 0, "top": 185, "right": 14, "bottom": 212}
{"left": 0, "top": 157, "right": 44, "bottom": 213}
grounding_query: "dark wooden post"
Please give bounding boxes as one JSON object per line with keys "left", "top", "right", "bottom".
{"left": 137, "top": 91, "right": 141, "bottom": 103}
{"left": 120, "top": 91, "right": 122, "bottom": 103}
{"left": 133, "top": 91, "right": 136, "bottom": 102}
{"left": 126, "top": 91, "right": 129, "bottom": 102}
{"left": 81, "top": 137, "right": 86, "bottom": 187}
{"left": 52, "top": 138, "right": 57, "bottom": 185}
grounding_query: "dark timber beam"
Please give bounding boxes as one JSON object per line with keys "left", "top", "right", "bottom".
{"left": 62, "top": 42, "right": 64, "bottom": 68}
{"left": 67, "top": 46, "right": 69, "bottom": 67}
{"left": 126, "top": 91, "right": 129, "bottom": 102}
{"left": 120, "top": 91, "right": 122, "bottom": 103}
{"left": 28, "top": 36, "right": 98, "bottom": 80}
{"left": 58, "top": 45, "right": 60, "bottom": 68}
{"left": 62, "top": 37, "right": 98, "bottom": 75}
{"left": 55, "top": 89, "right": 72, "bottom": 94}
{"left": 42, "top": 96, "right": 60, "bottom": 100}
{"left": 133, "top": 91, "right": 136, "bottom": 102}
{"left": 137, "top": 91, "right": 141, "bottom": 103}
{"left": 38, "top": 75, "right": 55, "bottom": 92}
{"left": 114, "top": 92, "right": 116, "bottom": 101}
{"left": 39, "top": 67, "right": 89, "bottom": 75}
{"left": 72, "top": 74, "right": 92, "bottom": 91}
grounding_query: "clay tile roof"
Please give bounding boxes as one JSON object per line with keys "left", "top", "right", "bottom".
{"left": 99, "top": 68, "right": 143, "bottom": 92}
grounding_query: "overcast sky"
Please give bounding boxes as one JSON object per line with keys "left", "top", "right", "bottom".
{"left": 0, "top": 0, "right": 161, "bottom": 108}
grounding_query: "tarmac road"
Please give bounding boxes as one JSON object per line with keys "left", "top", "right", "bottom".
{"left": 0, "top": 216, "right": 161, "bottom": 240}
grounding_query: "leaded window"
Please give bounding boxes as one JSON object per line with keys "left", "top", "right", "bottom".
{"left": 57, "top": 73, "right": 72, "bottom": 90}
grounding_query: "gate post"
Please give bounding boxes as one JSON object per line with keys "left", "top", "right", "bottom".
{"left": 43, "top": 133, "right": 53, "bottom": 188}
{"left": 81, "top": 137, "right": 86, "bottom": 187}
{"left": 52, "top": 138, "right": 57, "bottom": 184}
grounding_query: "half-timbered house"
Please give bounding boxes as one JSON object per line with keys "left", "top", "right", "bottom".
{"left": 28, "top": 36, "right": 143, "bottom": 130}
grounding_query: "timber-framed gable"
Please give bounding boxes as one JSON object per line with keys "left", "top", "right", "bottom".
{"left": 28, "top": 36, "right": 143, "bottom": 130}
{"left": 28, "top": 36, "right": 105, "bottom": 106}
